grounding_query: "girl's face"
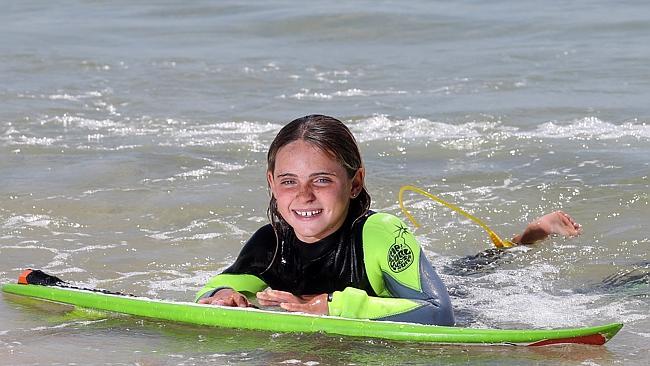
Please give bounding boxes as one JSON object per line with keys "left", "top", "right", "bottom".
{"left": 268, "top": 140, "right": 364, "bottom": 243}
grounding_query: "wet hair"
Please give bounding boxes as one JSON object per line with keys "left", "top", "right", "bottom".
{"left": 266, "top": 114, "right": 371, "bottom": 235}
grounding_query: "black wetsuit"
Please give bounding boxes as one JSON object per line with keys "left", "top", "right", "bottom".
{"left": 196, "top": 211, "right": 455, "bottom": 326}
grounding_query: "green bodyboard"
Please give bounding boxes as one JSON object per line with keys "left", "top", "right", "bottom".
{"left": 2, "top": 283, "right": 622, "bottom": 346}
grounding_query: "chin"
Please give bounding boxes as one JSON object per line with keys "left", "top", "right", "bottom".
{"left": 291, "top": 224, "right": 331, "bottom": 242}
{"left": 294, "top": 228, "right": 325, "bottom": 239}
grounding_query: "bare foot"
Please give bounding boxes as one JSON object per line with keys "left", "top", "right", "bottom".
{"left": 513, "top": 211, "right": 582, "bottom": 245}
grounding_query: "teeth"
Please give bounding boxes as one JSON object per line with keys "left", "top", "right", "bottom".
{"left": 295, "top": 210, "right": 322, "bottom": 217}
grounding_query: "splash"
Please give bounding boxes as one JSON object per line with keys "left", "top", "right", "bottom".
{"left": 527, "top": 117, "right": 650, "bottom": 140}
{"left": 348, "top": 115, "right": 649, "bottom": 144}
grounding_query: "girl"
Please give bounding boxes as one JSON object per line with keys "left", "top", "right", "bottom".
{"left": 196, "top": 115, "right": 582, "bottom": 326}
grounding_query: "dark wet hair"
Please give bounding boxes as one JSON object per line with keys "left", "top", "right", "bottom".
{"left": 266, "top": 114, "right": 371, "bottom": 234}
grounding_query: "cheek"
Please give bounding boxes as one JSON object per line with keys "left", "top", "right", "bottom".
{"left": 273, "top": 188, "right": 293, "bottom": 207}
{"left": 322, "top": 187, "right": 350, "bottom": 209}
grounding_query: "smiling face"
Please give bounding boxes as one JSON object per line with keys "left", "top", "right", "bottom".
{"left": 267, "top": 140, "right": 364, "bottom": 243}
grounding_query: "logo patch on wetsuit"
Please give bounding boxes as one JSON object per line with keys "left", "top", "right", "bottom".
{"left": 387, "top": 223, "right": 414, "bottom": 273}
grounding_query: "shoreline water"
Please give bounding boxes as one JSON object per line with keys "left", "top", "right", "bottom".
{"left": 2, "top": 1, "right": 649, "bottom": 365}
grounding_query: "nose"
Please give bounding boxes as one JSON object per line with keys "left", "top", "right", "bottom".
{"left": 297, "top": 183, "right": 315, "bottom": 202}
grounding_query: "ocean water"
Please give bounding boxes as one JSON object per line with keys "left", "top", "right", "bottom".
{"left": 1, "top": 0, "right": 649, "bottom": 365}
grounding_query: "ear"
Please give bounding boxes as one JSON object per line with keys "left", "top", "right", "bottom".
{"left": 267, "top": 170, "right": 276, "bottom": 197}
{"left": 350, "top": 167, "right": 365, "bottom": 198}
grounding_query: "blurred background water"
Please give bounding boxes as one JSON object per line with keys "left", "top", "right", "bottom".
{"left": 1, "top": 1, "right": 648, "bottom": 365}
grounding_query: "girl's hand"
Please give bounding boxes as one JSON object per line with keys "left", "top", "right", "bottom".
{"left": 256, "top": 289, "right": 328, "bottom": 315}
{"left": 513, "top": 210, "right": 583, "bottom": 245}
{"left": 198, "top": 288, "right": 251, "bottom": 307}
{"left": 256, "top": 289, "right": 302, "bottom": 306}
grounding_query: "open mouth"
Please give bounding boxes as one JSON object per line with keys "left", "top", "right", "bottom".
{"left": 293, "top": 209, "right": 323, "bottom": 218}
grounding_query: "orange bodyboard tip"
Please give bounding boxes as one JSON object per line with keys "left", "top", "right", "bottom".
{"left": 528, "top": 333, "right": 607, "bottom": 346}
{"left": 18, "top": 269, "right": 33, "bottom": 285}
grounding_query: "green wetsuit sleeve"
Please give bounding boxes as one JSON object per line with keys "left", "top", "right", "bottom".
{"left": 195, "top": 274, "right": 268, "bottom": 302}
{"left": 328, "top": 213, "right": 455, "bottom": 326}
{"left": 195, "top": 224, "right": 275, "bottom": 302}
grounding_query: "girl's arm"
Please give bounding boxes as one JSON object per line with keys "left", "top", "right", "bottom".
{"left": 511, "top": 210, "right": 582, "bottom": 244}
{"left": 328, "top": 213, "right": 455, "bottom": 325}
{"left": 195, "top": 224, "right": 275, "bottom": 303}
{"left": 328, "top": 251, "right": 454, "bottom": 325}
{"left": 195, "top": 273, "right": 268, "bottom": 302}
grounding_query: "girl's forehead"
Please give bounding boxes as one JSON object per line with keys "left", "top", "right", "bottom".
{"left": 277, "top": 140, "right": 335, "bottom": 159}
{"left": 274, "top": 141, "right": 343, "bottom": 171}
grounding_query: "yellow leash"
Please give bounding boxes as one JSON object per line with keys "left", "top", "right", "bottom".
{"left": 398, "top": 185, "right": 515, "bottom": 248}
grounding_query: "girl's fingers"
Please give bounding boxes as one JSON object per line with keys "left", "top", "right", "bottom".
{"left": 561, "top": 211, "right": 581, "bottom": 228}
{"left": 257, "top": 289, "right": 300, "bottom": 303}
{"left": 257, "top": 290, "right": 326, "bottom": 310}
{"left": 559, "top": 211, "right": 582, "bottom": 235}
{"left": 256, "top": 291, "right": 284, "bottom": 305}
{"left": 257, "top": 298, "right": 282, "bottom": 306}
{"left": 280, "top": 302, "right": 304, "bottom": 312}
{"left": 199, "top": 289, "right": 251, "bottom": 307}
{"left": 280, "top": 294, "right": 328, "bottom": 315}
{"left": 233, "top": 295, "right": 250, "bottom": 307}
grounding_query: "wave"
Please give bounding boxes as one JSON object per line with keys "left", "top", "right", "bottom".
{"left": 351, "top": 115, "right": 650, "bottom": 143}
